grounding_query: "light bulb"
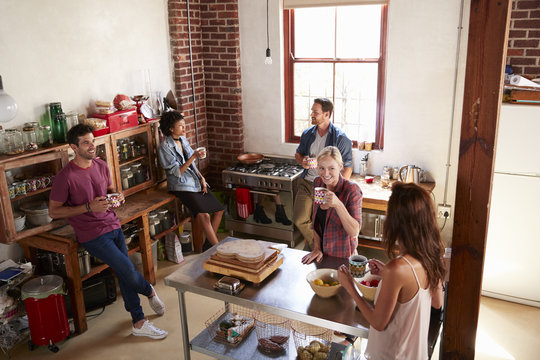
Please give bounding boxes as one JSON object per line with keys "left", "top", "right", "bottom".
{"left": 265, "top": 48, "right": 272, "bottom": 65}
{"left": 0, "top": 76, "right": 18, "bottom": 123}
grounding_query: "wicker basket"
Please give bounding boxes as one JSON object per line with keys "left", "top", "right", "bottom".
{"left": 254, "top": 312, "right": 291, "bottom": 354}
{"left": 291, "top": 321, "right": 332, "bottom": 360}
{"left": 204, "top": 303, "right": 255, "bottom": 346}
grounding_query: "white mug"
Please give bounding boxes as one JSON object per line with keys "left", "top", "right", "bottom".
{"left": 196, "top": 147, "right": 207, "bottom": 159}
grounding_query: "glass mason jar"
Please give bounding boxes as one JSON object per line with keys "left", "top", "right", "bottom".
{"left": 392, "top": 166, "right": 400, "bottom": 180}
{"left": 131, "top": 163, "right": 145, "bottom": 185}
{"left": 48, "top": 102, "right": 63, "bottom": 128}
{"left": 148, "top": 213, "right": 161, "bottom": 237}
{"left": 65, "top": 111, "right": 78, "bottom": 131}
{"left": 52, "top": 113, "right": 68, "bottom": 143}
{"left": 158, "top": 209, "right": 171, "bottom": 231}
{"left": 381, "top": 167, "right": 391, "bottom": 189}
{"left": 120, "top": 167, "right": 134, "bottom": 190}
{"left": 4, "top": 129, "right": 24, "bottom": 155}
{"left": 38, "top": 125, "right": 53, "bottom": 147}
{"left": 22, "top": 126, "right": 39, "bottom": 151}
{"left": 129, "top": 140, "right": 136, "bottom": 158}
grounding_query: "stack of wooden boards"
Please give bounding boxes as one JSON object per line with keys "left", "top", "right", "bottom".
{"left": 203, "top": 239, "right": 284, "bottom": 284}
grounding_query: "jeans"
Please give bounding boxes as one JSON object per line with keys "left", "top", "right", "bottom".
{"left": 81, "top": 228, "right": 151, "bottom": 324}
{"left": 293, "top": 177, "right": 314, "bottom": 250}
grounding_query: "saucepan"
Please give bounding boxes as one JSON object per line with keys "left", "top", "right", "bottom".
{"left": 237, "top": 153, "right": 264, "bottom": 165}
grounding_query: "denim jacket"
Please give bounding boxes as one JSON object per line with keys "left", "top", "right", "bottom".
{"left": 296, "top": 122, "right": 353, "bottom": 178}
{"left": 158, "top": 136, "right": 201, "bottom": 192}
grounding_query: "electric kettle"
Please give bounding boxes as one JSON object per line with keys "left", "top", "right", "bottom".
{"left": 399, "top": 165, "right": 420, "bottom": 184}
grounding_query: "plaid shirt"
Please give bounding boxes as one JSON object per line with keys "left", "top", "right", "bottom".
{"left": 312, "top": 175, "right": 362, "bottom": 259}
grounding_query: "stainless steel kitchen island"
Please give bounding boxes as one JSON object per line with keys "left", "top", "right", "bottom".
{"left": 164, "top": 236, "right": 369, "bottom": 360}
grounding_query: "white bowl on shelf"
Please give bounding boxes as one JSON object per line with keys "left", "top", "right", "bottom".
{"left": 20, "top": 201, "right": 53, "bottom": 226}
{"left": 13, "top": 211, "right": 26, "bottom": 232}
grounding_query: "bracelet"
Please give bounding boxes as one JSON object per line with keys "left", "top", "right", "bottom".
{"left": 86, "top": 202, "right": 91, "bottom": 213}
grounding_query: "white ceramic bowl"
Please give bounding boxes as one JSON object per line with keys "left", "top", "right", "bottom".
{"left": 13, "top": 211, "right": 26, "bottom": 232}
{"left": 306, "top": 268, "right": 342, "bottom": 298}
{"left": 354, "top": 273, "right": 382, "bottom": 302}
{"left": 20, "top": 201, "right": 52, "bottom": 226}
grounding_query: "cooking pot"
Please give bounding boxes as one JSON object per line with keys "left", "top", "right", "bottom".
{"left": 237, "top": 153, "right": 264, "bottom": 165}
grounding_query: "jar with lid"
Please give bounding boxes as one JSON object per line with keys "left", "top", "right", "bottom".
{"left": 4, "top": 129, "right": 24, "bottom": 155}
{"left": 38, "top": 125, "right": 53, "bottom": 147}
{"left": 22, "top": 126, "right": 39, "bottom": 151}
{"left": 121, "top": 141, "right": 130, "bottom": 161}
{"left": 392, "top": 166, "right": 400, "bottom": 180}
{"left": 48, "top": 102, "right": 63, "bottom": 128}
{"left": 131, "top": 163, "right": 145, "bottom": 185}
{"left": 148, "top": 213, "right": 161, "bottom": 237}
{"left": 65, "top": 111, "right": 78, "bottom": 131}
{"left": 381, "top": 166, "right": 391, "bottom": 189}
{"left": 158, "top": 209, "right": 171, "bottom": 231}
{"left": 52, "top": 113, "right": 67, "bottom": 143}
{"left": 120, "top": 167, "right": 134, "bottom": 190}
{"left": 129, "top": 140, "right": 137, "bottom": 158}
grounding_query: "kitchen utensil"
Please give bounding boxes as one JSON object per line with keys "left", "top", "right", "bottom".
{"left": 353, "top": 274, "right": 381, "bottom": 302}
{"left": 196, "top": 147, "right": 207, "bottom": 159}
{"left": 237, "top": 153, "right": 264, "bottom": 165}
{"left": 306, "top": 268, "right": 342, "bottom": 298}
{"left": 307, "top": 157, "right": 317, "bottom": 169}
{"left": 399, "top": 165, "right": 421, "bottom": 184}
{"left": 348, "top": 254, "right": 368, "bottom": 278}
{"left": 313, "top": 187, "right": 327, "bottom": 205}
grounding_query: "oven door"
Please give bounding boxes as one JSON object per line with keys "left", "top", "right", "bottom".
{"left": 359, "top": 209, "right": 385, "bottom": 241}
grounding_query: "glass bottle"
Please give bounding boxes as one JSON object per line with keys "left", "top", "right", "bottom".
{"left": 38, "top": 125, "right": 53, "bottom": 147}
{"left": 122, "top": 141, "right": 130, "bottom": 161}
{"left": 52, "top": 113, "right": 68, "bottom": 143}
{"left": 22, "top": 126, "right": 39, "bottom": 151}
{"left": 158, "top": 209, "right": 171, "bottom": 231}
{"left": 392, "top": 166, "right": 400, "bottom": 180}
{"left": 0, "top": 125, "right": 4, "bottom": 154}
{"left": 120, "top": 167, "right": 134, "bottom": 190}
{"left": 381, "top": 166, "right": 391, "bottom": 189}
{"left": 4, "top": 129, "right": 24, "bottom": 155}
{"left": 48, "top": 102, "right": 63, "bottom": 128}
{"left": 129, "top": 140, "right": 136, "bottom": 158}
{"left": 65, "top": 111, "right": 78, "bottom": 131}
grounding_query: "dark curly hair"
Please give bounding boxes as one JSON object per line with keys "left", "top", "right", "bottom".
{"left": 383, "top": 182, "right": 446, "bottom": 290}
{"left": 159, "top": 110, "right": 184, "bottom": 137}
{"left": 67, "top": 124, "right": 94, "bottom": 146}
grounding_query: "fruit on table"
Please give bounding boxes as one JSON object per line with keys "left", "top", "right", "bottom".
{"left": 313, "top": 278, "right": 339, "bottom": 286}
{"left": 297, "top": 340, "right": 330, "bottom": 360}
{"left": 360, "top": 279, "right": 380, "bottom": 287}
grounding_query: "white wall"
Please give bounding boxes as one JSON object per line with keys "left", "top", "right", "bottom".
{"left": 239, "top": 0, "right": 470, "bottom": 243}
{"left": 0, "top": 0, "right": 172, "bottom": 260}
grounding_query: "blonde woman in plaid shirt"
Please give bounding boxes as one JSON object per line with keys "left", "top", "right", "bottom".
{"left": 301, "top": 146, "right": 362, "bottom": 264}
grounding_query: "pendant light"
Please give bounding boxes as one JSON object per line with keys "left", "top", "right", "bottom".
{"left": 265, "top": 0, "right": 272, "bottom": 65}
{"left": 0, "top": 76, "right": 18, "bottom": 123}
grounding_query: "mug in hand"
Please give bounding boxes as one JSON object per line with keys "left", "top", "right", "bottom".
{"left": 308, "top": 157, "right": 317, "bottom": 169}
{"left": 106, "top": 193, "right": 121, "bottom": 208}
{"left": 196, "top": 147, "right": 207, "bottom": 159}
{"left": 349, "top": 254, "right": 368, "bottom": 278}
{"left": 314, "top": 187, "right": 328, "bottom": 205}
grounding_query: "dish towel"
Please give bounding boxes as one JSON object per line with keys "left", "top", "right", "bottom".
{"left": 235, "top": 188, "right": 252, "bottom": 219}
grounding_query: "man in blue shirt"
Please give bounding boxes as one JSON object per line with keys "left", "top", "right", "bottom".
{"left": 294, "top": 98, "right": 353, "bottom": 250}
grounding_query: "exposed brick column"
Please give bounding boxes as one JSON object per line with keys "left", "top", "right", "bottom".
{"left": 507, "top": 0, "right": 540, "bottom": 77}
{"left": 168, "top": 0, "right": 243, "bottom": 188}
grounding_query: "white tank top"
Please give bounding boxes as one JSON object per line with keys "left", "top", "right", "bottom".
{"left": 364, "top": 257, "right": 431, "bottom": 360}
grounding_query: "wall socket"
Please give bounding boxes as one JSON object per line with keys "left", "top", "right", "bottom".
{"left": 437, "top": 204, "right": 451, "bottom": 219}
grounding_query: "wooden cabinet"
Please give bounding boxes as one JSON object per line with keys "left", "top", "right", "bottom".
{"left": 0, "top": 147, "right": 69, "bottom": 243}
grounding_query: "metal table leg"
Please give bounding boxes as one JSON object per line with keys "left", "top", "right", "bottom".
{"left": 177, "top": 290, "right": 191, "bottom": 360}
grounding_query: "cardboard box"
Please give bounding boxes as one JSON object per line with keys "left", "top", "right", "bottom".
{"left": 94, "top": 109, "right": 138, "bottom": 133}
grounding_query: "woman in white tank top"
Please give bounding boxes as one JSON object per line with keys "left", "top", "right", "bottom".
{"left": 338, "top": 182, "right": 446, "bottom": 359}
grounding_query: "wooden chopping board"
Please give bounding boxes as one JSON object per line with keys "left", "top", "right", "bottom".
{"left": 203, "top": 254, "right": 284, "bottom": 284}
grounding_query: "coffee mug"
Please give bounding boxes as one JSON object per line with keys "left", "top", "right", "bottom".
{"left": 106, "top": 193, "right": 121, "bottom": 208}
{"left": 12, "top": 181, "right": 29, "bottom": 196}
{"left": 307, "top": 157, "right": 317, "bottom": 169}
{"left": 314, "top": 187, "right": 328, "bottom": 205}
{"left": 196, "top": 147, "right": 207, "bottom": 159}
{"left": 37, "top": 175, "right": 52, "bottom": 189}
{"left": 349, "top": 254, "right": 368, "bottom": 278}
{"left": 8, "top": 185, "right": 16, "bottom": 200}
{"left": 24, "top": 178, "right": 42, "bottom": 193}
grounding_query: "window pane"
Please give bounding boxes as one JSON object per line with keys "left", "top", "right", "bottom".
{"left": 336, "top": 5, "right": 381, "bottom": 59}
{"left": 333, "top": 63, "right": 378, "bottom": 142}
{"left": 293, "top": 62, "right": 333, "bottom": 136}
{"left": 294, "top": 8, "right": 335, "bottom": 58}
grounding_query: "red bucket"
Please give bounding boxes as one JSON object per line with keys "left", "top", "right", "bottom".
{"left": 22, "top": 275, "right": 70, "bottom": 348}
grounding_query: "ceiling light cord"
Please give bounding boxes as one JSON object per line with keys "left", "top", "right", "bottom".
{"left": 265, "top": 0, "right": 272, "bottom": 65}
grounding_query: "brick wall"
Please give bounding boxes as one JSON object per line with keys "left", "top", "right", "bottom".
{"left": 507, "top": 0, "right": 540, "bottom": 78}
{"left": 168, "top": 0, "right": 243, "bottom": 187}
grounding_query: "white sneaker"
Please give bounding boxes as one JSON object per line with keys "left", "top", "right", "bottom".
{"left": 148, "top": 285, "right": 165, "bottom": 316}
{"left": 132, "top": 320, "right": 168, "bottom": 340}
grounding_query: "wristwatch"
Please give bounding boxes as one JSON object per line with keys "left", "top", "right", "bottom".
{"left": 86, "top": 202, "right": 91, "bottom": 213}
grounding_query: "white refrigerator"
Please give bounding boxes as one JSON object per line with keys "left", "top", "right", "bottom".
{"left": 482, "top": 104, "right": 540, "bottom": 307}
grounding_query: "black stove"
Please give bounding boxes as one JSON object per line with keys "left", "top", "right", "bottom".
{"left": 225, "top": 162, "right": 303, "bottom": 178}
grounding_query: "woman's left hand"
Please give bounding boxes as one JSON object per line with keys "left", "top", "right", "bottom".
{"left": 201, "top": 178, "right": 208, "bottom": 194}
{"left": 338, "top": 264, "right": 356, "bottom": 295}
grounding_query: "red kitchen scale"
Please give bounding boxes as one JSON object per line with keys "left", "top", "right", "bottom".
{"left": 131, "top": 95, "right": 154, "bottom": 123}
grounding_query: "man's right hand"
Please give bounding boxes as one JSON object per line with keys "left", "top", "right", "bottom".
{"left": 301, "top": 156, "right": 310, "bottom": 169}
{"left": 89, "top": 196, "right": 110, "bottom": 213}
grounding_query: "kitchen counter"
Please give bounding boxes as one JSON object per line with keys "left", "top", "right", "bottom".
{"left": 350, "top": 174, "right": 435, "bottom": 211}
{"left": 165, "top": 236, "right": 370, "bottom": 359}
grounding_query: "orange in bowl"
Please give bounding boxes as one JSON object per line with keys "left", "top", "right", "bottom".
{"left": 306, "top": 268, "right": 342, "bottom": 298}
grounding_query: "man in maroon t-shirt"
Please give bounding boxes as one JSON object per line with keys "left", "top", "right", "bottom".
{"left": 49, "top": 124, "right": 167, "bottom": 340}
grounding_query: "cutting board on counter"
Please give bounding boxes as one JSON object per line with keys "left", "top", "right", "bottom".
{"left": 209, "top": 247, "right": 278, "bottom": 270}
{"left": 203, "top": 254, "right": 283, "bottom": 284}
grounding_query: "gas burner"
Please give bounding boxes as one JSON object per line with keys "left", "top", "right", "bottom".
{"left": 260, "top": 163, "right": 275, "bottom": 169}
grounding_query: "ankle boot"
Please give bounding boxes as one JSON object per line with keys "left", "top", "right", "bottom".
{"left": 275, "top": 204, "right": 292, "bottom": 225}
{"left": 254, "top": 204, "right": 272, "bottom": 224}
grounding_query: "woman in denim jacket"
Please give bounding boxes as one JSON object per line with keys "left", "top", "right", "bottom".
{"left": 158, "top": 111, "right": 224, "bottom": 250}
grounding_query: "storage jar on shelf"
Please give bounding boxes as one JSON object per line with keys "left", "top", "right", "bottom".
{"left": 38, "top": 125, "right": 53, "bottom": 147}
{"left": 131, "top": 163, "right": 145, "bottom": 185}
{"left": 22, "top": 126, "right": 39, "bottom": 151}
{"left": 158, "top": 209, "right": 171, "bottom": 231}
{"left": 148, "top": 213, "right": 161, "bottom": 237}
{"left": 4, "top": 129, "right": 24, "bottom": 155}
{"left": 120, "top": 167, "right": 134, "bottom": 190}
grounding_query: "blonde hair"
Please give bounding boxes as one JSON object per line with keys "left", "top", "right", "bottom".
{"left": 317, "top": 146, "right": 343, "bottom": 167}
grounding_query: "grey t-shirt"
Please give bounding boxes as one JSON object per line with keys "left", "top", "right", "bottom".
{"left": 305, "top": 132, "right": 328, "bottom": 182}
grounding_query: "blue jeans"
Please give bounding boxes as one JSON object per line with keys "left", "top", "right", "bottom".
{"left": 81, "top": 228, "right": 151, "bottom": 324}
